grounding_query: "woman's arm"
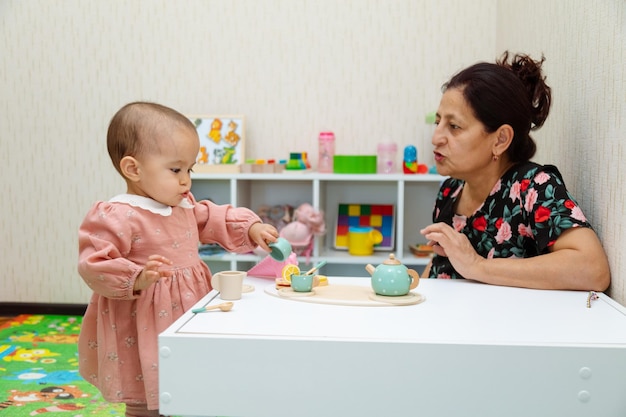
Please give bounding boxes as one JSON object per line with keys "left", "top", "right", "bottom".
{"left": 421, "top": 223, "right": 610, "bottom": 291}
{"left": 421, "top": 260, "right": 432, "bottom": 278}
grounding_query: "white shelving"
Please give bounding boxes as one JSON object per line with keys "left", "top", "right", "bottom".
{"left": 191, "top": 172, "right": 445, "bottom": 277}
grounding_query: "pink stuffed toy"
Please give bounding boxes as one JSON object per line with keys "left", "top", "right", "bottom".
{"left": 279, "top": 203, "right": 326, "bottom": 260}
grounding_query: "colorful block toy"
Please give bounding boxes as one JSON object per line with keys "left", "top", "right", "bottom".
{"left": 334, "top": 204, "right": 395, "bottom": 250}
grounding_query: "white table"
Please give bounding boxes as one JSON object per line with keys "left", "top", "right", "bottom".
{"left": 158, "top": 276, "right": 626, "bottom": 417}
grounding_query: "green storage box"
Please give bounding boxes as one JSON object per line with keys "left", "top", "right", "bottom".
{"left": 333, "top": 155, "right": 377, "bottom": 174}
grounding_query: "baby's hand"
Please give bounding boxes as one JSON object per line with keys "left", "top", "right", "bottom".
{"left": 249, "top": 222, "right": 279, "bottom": 252}
{"left": 134, "top": 255, "right": 174, "bottom": 292}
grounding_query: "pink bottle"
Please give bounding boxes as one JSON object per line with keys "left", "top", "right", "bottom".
{"left": 377, "top": 142, "right": 397, "bottom": 174}
{"left": 318, "top": 132, "right": 335, "bottom": 173}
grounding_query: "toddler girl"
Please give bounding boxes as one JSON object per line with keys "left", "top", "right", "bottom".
{"left": 77, "top": 102, "right": 278, "bottom": 417}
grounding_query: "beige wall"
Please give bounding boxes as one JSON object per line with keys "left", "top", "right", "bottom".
{"left": 495, "top": 0, "right": 625, "bottom": 302}
{"left": 1, "top": 0, "right": 623, "bottom": 305}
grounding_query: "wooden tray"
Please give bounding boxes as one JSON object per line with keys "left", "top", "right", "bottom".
{"left": 265, "top": 284, "right": 425, "bottom": 307}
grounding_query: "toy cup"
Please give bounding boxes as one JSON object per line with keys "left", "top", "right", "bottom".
{"left": 211, "top": 270, "right": 246, "bottom": 300}
{"left": 268, "top": 237, "right": 293, "bottom": 261}
{"left": 290, "top": 274, "right": 320, "bottom": 292}
{"left": 348, "top": 227, "right": 383, "bottom": 256}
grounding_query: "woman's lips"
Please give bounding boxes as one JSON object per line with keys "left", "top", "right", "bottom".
{"left": 434, "top": 152, "right": 444, "bottom": 162}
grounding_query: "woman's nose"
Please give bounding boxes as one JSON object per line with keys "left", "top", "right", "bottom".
{"left": 431, "top": 124, "right": 445, "bottom": 146}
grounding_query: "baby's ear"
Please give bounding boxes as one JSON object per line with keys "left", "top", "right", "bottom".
{"left": 119, "top": 156, "right": 141, "bottom": 181}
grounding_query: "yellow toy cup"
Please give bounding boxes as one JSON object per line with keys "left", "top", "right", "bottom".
{"left": 348, "top": 227, "right": 384, "bottom": 256}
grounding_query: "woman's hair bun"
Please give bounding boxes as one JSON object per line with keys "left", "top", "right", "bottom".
{"left": 497, "top": 51, "right": 552, "bottom": 130}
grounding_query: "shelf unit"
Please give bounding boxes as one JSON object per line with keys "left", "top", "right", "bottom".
{"left": 191, "top": 172, "right": 445, "bottom": 277}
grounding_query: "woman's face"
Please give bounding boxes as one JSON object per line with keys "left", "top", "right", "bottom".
{"left": 432, "top": 87, "right": 497, "bottom": 181}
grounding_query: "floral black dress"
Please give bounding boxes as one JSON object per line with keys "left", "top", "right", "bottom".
{"left": 429, "top": 162, "right": 592, "bottom": 279}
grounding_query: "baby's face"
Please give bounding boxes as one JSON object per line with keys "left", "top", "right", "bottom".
{"left": 131, "top": 126, "right": 199, "bottom": 207}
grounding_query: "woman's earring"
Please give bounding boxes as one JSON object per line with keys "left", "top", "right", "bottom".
{"left": 492, "top": 154, "right": 499, "bottom": 161}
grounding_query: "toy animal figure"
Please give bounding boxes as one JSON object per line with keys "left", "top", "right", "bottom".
{"left": 214, "top": 146, "right": 237, "bottom": 164}
{"left": 224, "top": 120, "right": 241, "bottom": 147}
{"left": 208, "top": 118, "right": 223, "bottom": 143}
{"left": 197, "top": 146, "right": 209, "bottom": 164}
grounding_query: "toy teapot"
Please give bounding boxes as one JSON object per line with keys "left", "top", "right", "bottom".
{"left": 365, "top": 254, "right": 419, "bottom": 296}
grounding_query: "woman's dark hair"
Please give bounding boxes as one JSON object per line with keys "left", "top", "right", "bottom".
{"left": 442, "top": 51, "right": 552, "bottom": 163}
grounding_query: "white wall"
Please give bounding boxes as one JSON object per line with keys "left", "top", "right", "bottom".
{"left": 1, "top": 0, "right": 623, "bottom": 305}
{"left": 495, "top": 0, "right": 625, "bottom": 302}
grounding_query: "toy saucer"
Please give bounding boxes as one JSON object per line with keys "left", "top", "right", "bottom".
{"left": 212, "top": 276, "right": 254, "bottom": 294}
{"left": 368, "top": 291, "right": 425, "bottom": 306}
{"left": 278, "top": 287, "right": 315, "bottom": 297}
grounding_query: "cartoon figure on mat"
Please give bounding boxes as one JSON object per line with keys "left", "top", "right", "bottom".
{"left": 0, "top": 385, "right": 87, "bottom": 413}
{"left": 9, "top": 333, "right": 78, "bottom": 344}
{"left": 0, "top": 345, "right": 16, "bottom": 361}
{"left": 224, "top": 120, "right": 241, "bottom": 147}
{"left": 1, "top": 346, "right": 59, "bottom": 364}
{"left": 208, "top": 118, "right": 223, "bottom": 143}
{"left": 7, "top": 368, "right": 82, "bottom": 385}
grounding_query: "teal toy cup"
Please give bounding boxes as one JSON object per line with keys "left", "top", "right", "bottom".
{"left": 268, "top": 237, "right": 292, "bottom": 261}
{"left": 290, "top": 274, "right": 319, "bottom": 292}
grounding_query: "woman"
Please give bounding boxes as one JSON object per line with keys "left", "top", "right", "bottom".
{"left": 420, "top": 52, "right": 610, "bottom": 291}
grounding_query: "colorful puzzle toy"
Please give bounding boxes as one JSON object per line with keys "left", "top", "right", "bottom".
{"left": 334, "top": 204, "right": 395, "bottom": 250}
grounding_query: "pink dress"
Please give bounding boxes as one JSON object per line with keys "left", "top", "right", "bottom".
{"left": 77, "top": 193, "right": 260, "bottom": 410}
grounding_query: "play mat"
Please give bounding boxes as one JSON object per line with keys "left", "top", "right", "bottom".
{"left": 0, "top": 314, "right": 125, "bottom": 416}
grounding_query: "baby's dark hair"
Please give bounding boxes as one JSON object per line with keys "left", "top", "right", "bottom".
{"left": 443, "top": 51, "right": 552, "bottom": 163}
{"left": 106, "top": 102, "right": 196, "bottom": 176}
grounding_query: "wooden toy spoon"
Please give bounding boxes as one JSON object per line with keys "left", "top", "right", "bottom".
{"left": 192, "top": 302, "right": 234, "bottom": 313}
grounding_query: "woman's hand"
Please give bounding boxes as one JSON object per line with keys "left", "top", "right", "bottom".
{"left": 134, "top": 255, "right": 174, "bottom": 292}
{"left": 420, "top": 222, "right": 485, "bottom": 279}
{"left": 248, "top": 222, "right": 279, "bottom": 252}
